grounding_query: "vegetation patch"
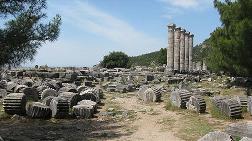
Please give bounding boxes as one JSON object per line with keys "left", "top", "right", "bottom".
{"left": 165, "top": 100, "right": 181, "bottom": 112}
{"left": 176, "top": 112, "right": 214, "bottom": 141}
{"left": 157, "top": 117, "right": 176, "bottom": 131}
{"left": 0, "top": 102, "right": 10, "bottom": 120}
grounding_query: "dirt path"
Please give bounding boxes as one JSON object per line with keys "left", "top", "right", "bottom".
{"left": 108, "top": 96, "right": 184, "bottom": 141}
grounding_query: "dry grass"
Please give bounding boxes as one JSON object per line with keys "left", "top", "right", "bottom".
{"left": 165, "top": 99, "right": 181, "bottom": 112}
{"left": 175, "top": 112, "right": 214, "bottom": 141}
{"left": 0, "top": 102, "right": 10, "bottom": 120}
{"left": 157, "top": 116, "right": 176, "bottom": 131}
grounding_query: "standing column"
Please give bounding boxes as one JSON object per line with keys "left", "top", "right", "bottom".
{"left": 174, "top": 27, "right": 181, "bottom": 72}
{"left": 167, "top": 24, "right": 176, "bottom": 71}
{"left": 179, "top": 29, "right": 186, "bottom": 73}
{"left": 202, "top": 60, "right": 207, "bottom": 71}
{"left": 189, "top": 34, "right": 194, "bottom": 71}
{"left": 184, "top": 32, "right": 190, "bottom": 72}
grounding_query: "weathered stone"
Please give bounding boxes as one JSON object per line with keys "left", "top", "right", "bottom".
{"left": 22, "top": 87, "right": 39, "bottom": 101}
{"left": 248, "top": 96, "right": 252, "bottom": 116}
{"left": 235, "top": 96, "right": 248, "bottom": 108}
{"left": 58, "top": 86, "right": 78, "bottom": 93}
{"left": 72, "top": 105, "right": 94, "bottom": 119}
{"left": 184, "top": 32, "right": 190, "bottom": 72}
{"left": 170, "top": 89, "right": 192, "bottom": 108}
{"left": 0, "top": 89, "right": 7, "bottom": 98}
{"left": 42, "top": 96, "right": 55, "bottom": 106}
{"left": 0, "top": 80, "right": 7, "bottom": 89}
{"left": 240, "top": 137, "right": 252, "bottom": 141}
{"left": 221, "top": 99, "right": 242, "bottom": 118}
{"left": 116, "top": 84, "right": 127, "bottom": 93}
{"left": 225, "top": 122, "right": 252, "bottom": 138}
{"left": 26, "top": 102, "right": 51, "bottom": 118}
{"left": 41, "top": 88, "right": 58, "bottom": 100}
{"left": 137, "top": 85, "right": 149, "bottom": 101}
{"left": 14, "top": 85, "right": 27, "bottom": 93}
{"left": 179, "top": 29, "right": 186, "bottom": 72}
{"left": 58, "top": 92, "right": 80, "bottom": 108}
{"left": 174, "top": 27, "right": 181, "bottom": 72}
{"left": 49, "top": 97, "right": 69, "bottom": 118}
{"left": 212, "top": 96, "right": 228, "bottom": 109}
{"left": 77, "top": 85, "right": 88, "bottom": 93}
{"left": 6, "top": 82, "right": 17, "bottom": 93}
{"left": 78, "top": 100, "right": 98, "bottom": 113}
{"left": 80, "top": 88, "right": 100, "bottom": 103}
{"left": 189, "top": 34, "right": 194, "bottom": 71}
{"left": 186, "top": 95, "right": 206, "bottom": 113}
{"left": 137, "top": 86, "right": 162, "bottom": 103}
{"left": 167, "top": 24, "right": 176, "bottom": 71}
{"left": 126, "top": 83, "right": 136, "bottom": 92}
{"left": 22, "top": 79, "right": 34, "bottom": 87}
{"left": 3, "top": 93, "right": 27, "bottom": 115}
{"left": 198, "top": 131, "right": 232, "bottom": 141}
{"left": 107, "top": 84, "right": 117, "bottom": 92}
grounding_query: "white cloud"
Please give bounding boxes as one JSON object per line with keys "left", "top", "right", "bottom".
{"left": 159, "top": 0, "right": 212, "bottom": 9}
{"left": 159, "top": 0, "right": 199, "bottom": 8}
{"left": 25, "top": 0, "right": 166, "bottom": 67}
{"left": 159, "top": 0, "right": 212, "bottom": 19}
{"left": 56, "top": 0, "right": 164, "bottom": 54}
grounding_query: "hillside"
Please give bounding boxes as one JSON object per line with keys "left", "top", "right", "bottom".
{"left": 128, "top": 48, "right": 167, "bottom": 66}
{"left": 128, "top": 45, "right": 204, "bottom": 67}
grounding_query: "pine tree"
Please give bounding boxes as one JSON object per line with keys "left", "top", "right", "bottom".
{"left": 207, "top": 0, "right": 252, "bottom": 76}
{"left": 0, "top": 0, "right": 61, "bottom": 67}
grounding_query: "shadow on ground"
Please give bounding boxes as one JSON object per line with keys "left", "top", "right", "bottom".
{"left": 0, "top": 117, "right": 130, "bottom": 141}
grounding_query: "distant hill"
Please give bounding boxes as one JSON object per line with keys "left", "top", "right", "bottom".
{"left": 128, "top": 48, "right": 167, "bottom": 66}
{"left": 128, "top": 45, "right": 204, "bottom": 67}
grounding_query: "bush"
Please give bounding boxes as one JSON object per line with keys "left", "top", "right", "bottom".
{"left": 101, "top": 51, "right": 129, "bottom": 69}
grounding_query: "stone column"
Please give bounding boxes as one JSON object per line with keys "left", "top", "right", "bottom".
{"left": 184, "top": 32, "right": 190, "bottom": 72}
{"left": 189, "top": 34, "right": 194, "bottom": 71}
{"left": 179, "top": 29, "right": 186, "bottom": 72}
{"left": 202, "top": 60, "right": 207, "bottom": 71}
{"left": 167, "top": 24, "right": 176, "bottom": 71}
{"left": 174, "top": 27, "right": 181, "bottom": 72}
{"left": 193, "top": 62, "right": 196, "bottom": 71}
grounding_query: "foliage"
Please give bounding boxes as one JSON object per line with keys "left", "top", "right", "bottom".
{"left": 193, "top": 41, "right": 210, "bottom": 62}
{"left": 101, "top": 51, "right": 129, "bottom": 69}
{"left": 0, "top": 0, "right": 61, "bottom": 67}
{"left": 177, "top": 112, "right": 214, "bottom": 141}
{"left": 209, "top": 102, "right": 230, "bottom": 120}
{"left": 165, "top": 99, "right": 180, "bottom": 111}
{"left": 158, "top": 48, "right": 167, "bottom": 65}
{"left": 129, "top": 48, "right": 167, "bottom": 66}
{"left": 207, "top": 0, "right": 252, "bottom": 76}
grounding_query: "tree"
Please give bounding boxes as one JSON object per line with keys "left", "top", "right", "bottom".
{"left": 158, "top": 48, "right": 167, "bottom": 65}
{"left": 207, "top": 0, "right": 252, "bottom": 76}
{"left": 101, "top": 51, "right": 129, "bottom": 69}
{"left": 0, "top": 0, "right": 61, "bottom": 67}
{"left": 193, "top": 41, "right": 210, "bottom": 63}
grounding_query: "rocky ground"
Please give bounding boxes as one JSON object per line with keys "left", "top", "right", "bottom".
{"left": 0, "top": 77, "right": 251, "bottom": 141}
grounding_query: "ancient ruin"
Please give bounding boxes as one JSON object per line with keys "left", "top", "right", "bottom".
{"left": 167, "top": 24, "right": 194, "bottom": 73}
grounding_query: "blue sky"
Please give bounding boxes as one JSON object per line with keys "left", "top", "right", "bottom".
{"left": 25, "top": 0, "right": 221, "bottom": 67}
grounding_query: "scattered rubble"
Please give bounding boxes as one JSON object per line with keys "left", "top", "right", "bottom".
{"left": 225, "top": 122, "right": 252, "bottom": 138}
{"left": 198, "top": 131, "right": 232, "bottom": 141}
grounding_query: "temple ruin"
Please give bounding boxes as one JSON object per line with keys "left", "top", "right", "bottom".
{"left": 167, "top": 24, "right": 194, "bottom": 73}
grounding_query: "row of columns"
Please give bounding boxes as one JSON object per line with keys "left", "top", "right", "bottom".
{"left": 167, "top": 23, "right": 194, "bottom": 73}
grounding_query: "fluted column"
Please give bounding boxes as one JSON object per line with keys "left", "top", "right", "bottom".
{"left": 167, "top": 24, "right": 176, "bottom": 71}
{"left": 174, "top": 27, "right": 181, "bottom": 72}
{"left": 202, "top": 60, "right": 207, "bottom": 71}
{"left": 189, "top": 34, "right": 194, "bottom": 71}
{"left": 179, "top": 29, "right": 186, "bottom": 72}
{"left": 184, "top": 32, "right": 190, "bottom": 72}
